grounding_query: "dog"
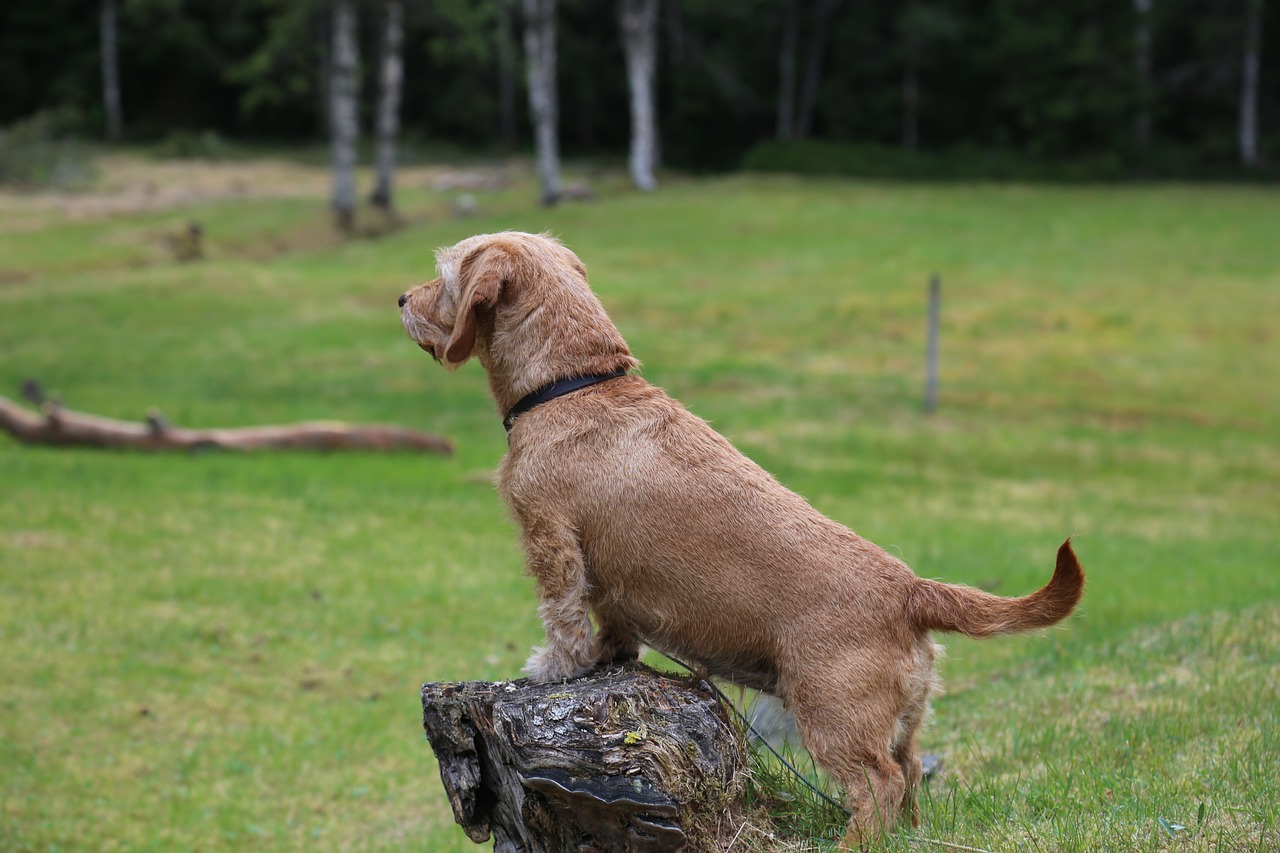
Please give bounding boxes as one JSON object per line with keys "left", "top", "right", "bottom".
{"left": 399, "top": 231, "right": 1084, "bottom": 846}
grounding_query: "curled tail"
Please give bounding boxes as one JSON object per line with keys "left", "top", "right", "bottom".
{"left": 906, "top": 539, "right": 1085, "bottom": 638}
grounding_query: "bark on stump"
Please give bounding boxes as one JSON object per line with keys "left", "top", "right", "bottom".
{"left": 421, "top": 663, "right": 745, "bottom": 852}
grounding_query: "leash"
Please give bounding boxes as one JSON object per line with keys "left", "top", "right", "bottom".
{"left": 667, "top": 656, "right": 853, "bottom": 818}
{"left": 503, "top": 369, "right": 630, "bottom": 432}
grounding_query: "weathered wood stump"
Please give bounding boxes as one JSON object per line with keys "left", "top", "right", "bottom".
{"left": 421, "top": 663, "right": 745, "bottom": 852}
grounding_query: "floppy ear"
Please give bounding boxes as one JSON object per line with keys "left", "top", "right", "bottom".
{"left": 444, "top": 246, "right": 505, "bottom": 365}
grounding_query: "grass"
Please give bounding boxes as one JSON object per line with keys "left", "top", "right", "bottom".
{"left": 1, "top": 157, "right": 1277, "bottom": 851}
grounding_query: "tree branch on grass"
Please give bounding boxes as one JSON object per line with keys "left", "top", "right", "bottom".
{"left": 0, "top": 385, "right": 452, "bottom": 454}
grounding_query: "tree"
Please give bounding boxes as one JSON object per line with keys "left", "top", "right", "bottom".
{"left": 975, "top": 0, "right": 1134, "bottom": 160}
{"left": 793, "top": 0, "right": 843, "bottom": 139}
{"left": 523, "top": 0, "right": 560, "bottom": 206}
{"left": 3, "top": 0, "right": 1277, "bottom": 179}
{"left": 225, "top": 1, "right": 332, "bottom": 138}
{"left": 99, "top": 0, "right": 122, "bottom": 140}
{"left": 776, "top": 0, "right": 800, "bottom": 138}
{"left": 897, "top": 3, "right": 962, "bottom": 151}
{"left": 1240, "top": 0, "right": 1264, "bottom": 166}
{"left": 1133, "top": 0, "right": 1154, "bottom": 150}
{"left": 371, "top": 0, "right": 404, "bottom": 211}
{"left": 329, "top": 0, "right": 359, "bottom": 231}
{"left": 495, "top": 0, "right": 520, "bottom": 149}
{"left": 776, "top": 0, "right": 844, "bottom": 140}
{"left": 620, "top": 0, "right": 659, "bottom": 191}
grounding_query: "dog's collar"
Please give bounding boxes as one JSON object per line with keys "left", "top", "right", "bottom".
{"left": 503, "top": 369, "right": 629, "bottom": 433}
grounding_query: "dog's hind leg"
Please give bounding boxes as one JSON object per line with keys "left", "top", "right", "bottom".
{"left": 518, "top": 514, "right": 598, "bottom": 682}
{"left": 892, "top": 638, "right": 938, "bottom": 826}
{"left": 783, "top": 659, "right": 909, "bottom": 848}
{"left": 891, "top": 706, "right": 926, "bottom": 828}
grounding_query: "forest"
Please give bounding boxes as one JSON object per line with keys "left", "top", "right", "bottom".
{"left": 1, "top": 0, "right": 1275, "bottom": 180}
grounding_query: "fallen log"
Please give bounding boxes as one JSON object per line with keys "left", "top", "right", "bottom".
{"left": 421, "top": 663, "right": 745, "bottom": 853}
{"left": 0, "top": 391, "right": 452, "bottom": 454}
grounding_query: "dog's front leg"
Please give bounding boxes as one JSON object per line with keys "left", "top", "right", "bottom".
{"left": 519, "top": 517, "right": 598, "bottom": 682}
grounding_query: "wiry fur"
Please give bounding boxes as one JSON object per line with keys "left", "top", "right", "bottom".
{"left": 399, "top": 231, "right": 1086, "bottom": 847}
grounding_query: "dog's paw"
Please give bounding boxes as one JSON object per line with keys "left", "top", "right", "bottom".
{"left": 522, "top": 646, "right": 591, "bottom": 683}
{"left": 592, "top": 629, "right": 642, "bottom": 665}
{"left": 608, "top": 645, "right": 641, "bottom": 663}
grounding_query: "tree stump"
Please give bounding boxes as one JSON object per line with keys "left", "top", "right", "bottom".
{"left": 421, "top": 663, "right": 745, "bottom": 853}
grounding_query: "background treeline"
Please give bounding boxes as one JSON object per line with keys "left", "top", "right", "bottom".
{"left": 0, "top": 0, "right": 1275, "bottom": 178}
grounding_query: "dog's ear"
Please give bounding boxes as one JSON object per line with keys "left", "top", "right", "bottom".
{"left": 444, "top": 245, "right": 505, "bottom": 365}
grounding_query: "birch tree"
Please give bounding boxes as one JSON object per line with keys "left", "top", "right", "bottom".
{"left": 620, "top": 0, "right": 659, "bottom": 191}
{"left": 1239, "top": 0, "right": 1263, "bottom": 166}
{"left": 523, "top": 0, "right": 561, "bottom": 206}
{"left": 371, "top": 0, "right": 404, "bottom": 211}
{"left": 100, "top": 0, "right": 123, "bottom": 141}
{"left": 329, "top": 0, "right": 360, "bottom": 231}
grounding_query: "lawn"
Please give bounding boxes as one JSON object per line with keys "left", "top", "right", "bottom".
{"left": 1, "top": 158, "right": 1277, "bottom": 851}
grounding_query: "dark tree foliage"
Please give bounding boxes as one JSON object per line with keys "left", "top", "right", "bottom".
{"left": 0, "top": 0, "right": 1275, "bottom": 175}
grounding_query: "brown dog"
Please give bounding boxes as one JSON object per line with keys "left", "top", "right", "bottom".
{"left": 399, "top": 231, "right": 1084, "bottom": 846}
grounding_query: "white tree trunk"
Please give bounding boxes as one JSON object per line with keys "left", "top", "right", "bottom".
{"left": 1240, "top": 0, "right": 1263, "bottom": 167}
{"left": 329, "top": 0, "right": 360, "bottom": 231}
{"left": 100, "top": 0, "right": 123, "bottom": 141}
{"left": 371, "top": 0, "right": 404, "bottom": 211}
{"left": 523, "top": 0, "right": 561, "bottom": 206}
{"left": 1133, "top": 0, "right": 1153, "bottom": 150}
{"left": 620, "top": 0, "right": 660, "bottom": 191}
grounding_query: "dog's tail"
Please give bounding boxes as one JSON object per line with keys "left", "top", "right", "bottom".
{"left": 905, "top": 539, "right": 1084, "bottom": 639}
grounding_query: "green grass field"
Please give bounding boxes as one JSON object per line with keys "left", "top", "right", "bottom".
{"left": 2, "top": 159, "right": 1277, "bottom": 851}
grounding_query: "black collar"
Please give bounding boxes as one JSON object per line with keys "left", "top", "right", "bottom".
{"left": 503, "top": 369, "right": 629, "bottom": 432}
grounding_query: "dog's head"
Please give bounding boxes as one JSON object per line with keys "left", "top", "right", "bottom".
{"left": 398, "top": 232, "right": 637, "bottom": 394}
{"left": 398, "top": 233, "right": 500, "bottom": 370}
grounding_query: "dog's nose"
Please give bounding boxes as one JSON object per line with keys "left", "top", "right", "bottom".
{"left": 398, "top": 292, "right": 408, "bottom": 308}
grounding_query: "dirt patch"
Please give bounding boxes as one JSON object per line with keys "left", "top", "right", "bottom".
{"left": 0, "top": 155, "right": 515, "bottom": 232}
